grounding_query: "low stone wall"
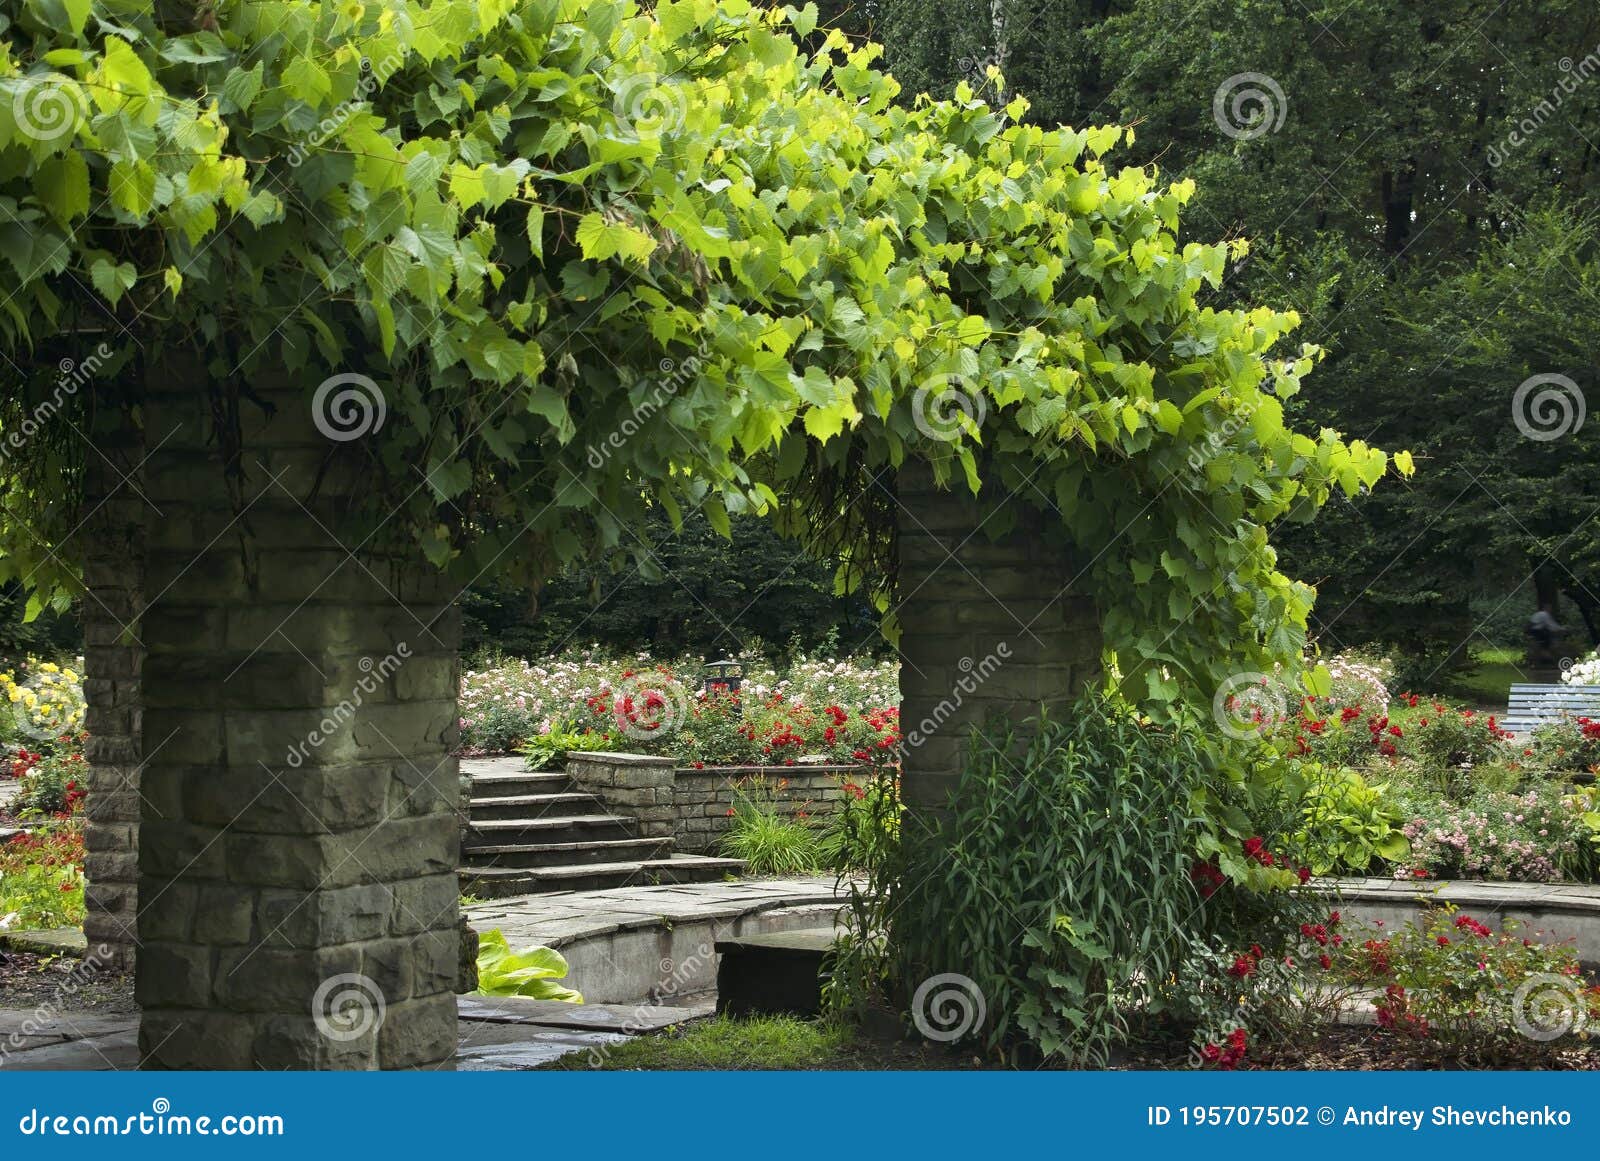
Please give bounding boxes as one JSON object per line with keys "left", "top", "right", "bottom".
{"left": 561, "top": 753, "right": 866, "bottom": 854}
{"left": 566, "top": 751, "right": 675, "bottom": 840}
{"left": 1321, "top": 877, "right": 1600, "bottom": 966}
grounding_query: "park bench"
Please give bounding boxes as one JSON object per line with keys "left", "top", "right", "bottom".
{"left": 1501, "top": 683, "right": 1600, "bottom": 736}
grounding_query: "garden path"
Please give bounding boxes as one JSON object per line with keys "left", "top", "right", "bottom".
{"left": 1, "top": 877, "right": 848, "bottom": 1070}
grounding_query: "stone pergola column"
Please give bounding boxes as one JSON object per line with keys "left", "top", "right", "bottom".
{"left": 80, "top": 397, "right": 146, "bottom": 972}
{"left": 894, "top": 461, "right": 1101, "bottom": 815}
{"left": 123, "top": 371, "right": 462, "bottom": 1069}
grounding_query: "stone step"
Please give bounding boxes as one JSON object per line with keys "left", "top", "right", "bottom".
{"left": 468, "top": 792, "right": 600, "bottom": 821}
{"left": 461, "top": 855, "right": 745, "bottom": 897}
{"left": 462, "top": 836, "right": 674, "bottom": 869}
{"left": 464, "top": 814, "right": 637, "bottom": 847}
{"left": 468, "top": 771, "right": 574, "bottom": 797}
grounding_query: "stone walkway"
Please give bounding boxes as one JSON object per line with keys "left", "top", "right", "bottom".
{"left": 0, "top": 997, "right": 696, "bottom": 1071}
{"left": 465, "top": 875, "right": 843, "bottom": 947}
{"left": 1, "top": 876, "right": 849, "bottom": 1070}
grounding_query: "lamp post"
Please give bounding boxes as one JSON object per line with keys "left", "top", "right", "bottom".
{"left": 702, "top": 658, "right": 744, "bottom": 705}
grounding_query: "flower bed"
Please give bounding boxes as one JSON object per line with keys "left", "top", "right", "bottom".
{"left": 460, "top": 647, "right": 902, "bottom": 767}
{"left": 0, "top": 657, "right": 89, "bottom": 932}
{"left": 1259, "top": 654, "right": 1600, "bottom": 885}
{"left": 1181, "top": 901, "right": 1600, "bottom": 1069}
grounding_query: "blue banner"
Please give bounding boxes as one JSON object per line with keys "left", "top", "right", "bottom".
{"left": 0, "top": 1071, "right": 1593, "bottom": 1155}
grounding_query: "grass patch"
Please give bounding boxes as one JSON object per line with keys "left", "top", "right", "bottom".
{"left": 1440, "top": 645, "right": 1525, "bottom": 707}
{"left": 546, "top": 1015, "right": 856, "bottom": 1070}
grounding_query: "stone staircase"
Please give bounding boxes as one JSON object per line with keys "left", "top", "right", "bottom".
{"left": 459, "top": 757, "right": 743, "bottom": 897}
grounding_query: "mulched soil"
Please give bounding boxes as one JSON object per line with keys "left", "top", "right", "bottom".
{"left": 1118, "top": 1025, "right": 1600, "bottom": 1071}
{"left": 0, "top": 949, "right": 136, "bottom": 1015}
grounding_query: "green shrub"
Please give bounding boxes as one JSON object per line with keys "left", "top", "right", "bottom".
{"left": 1526, "top": 716, "right": 1600, "bottom": 775}
{"left": 12, "top": 749, "right": 88, "bottom": 818}
{"left": 817, "top": 772, "right": 900, "bottom": 873}
{"left": 1397, "top": 785, "right": 1588, "bottom": 882}
{"left": 1350, "top": 907, "right": 1600, "bottom": 1061}
{"left": 0, "top": 820, "right": 85, "bottom": 930}
{"left": 518, "top": 722, "right": 617, "bottom": 771}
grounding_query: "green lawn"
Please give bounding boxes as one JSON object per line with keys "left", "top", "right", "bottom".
{"left": 540, "top": 1014, "right": 978, "bottom": 1070}
{"left": 1439, "top": 646, "right": 1525, "bottom": 708}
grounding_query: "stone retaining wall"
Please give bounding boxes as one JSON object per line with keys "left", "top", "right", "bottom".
{"left": 562, "top": 753, "right": 867, "bottom": 854}
{"left": 566, "top": 751, "right": 675, "bottom": 840}
{"left": 1322, "top": 877, "right": 1600, "bottom": 966}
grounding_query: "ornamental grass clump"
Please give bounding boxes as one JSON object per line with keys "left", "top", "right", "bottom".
{"left": 716, "top": 776, "right": 828, "bottom": 875}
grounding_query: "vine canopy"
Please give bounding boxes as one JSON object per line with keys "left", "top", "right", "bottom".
{"left": 0, "top": 0, "right": 1408, "bottom": 710}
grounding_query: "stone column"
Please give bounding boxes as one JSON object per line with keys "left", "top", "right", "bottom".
{"left": 894, "top": 461, "right": 1101, "bottom": 815}
{"left": 80, "top": 393, "right": 146, "bottom": 972}
{"left": 129, "top": 371, "right": 462, "bottom": 1069}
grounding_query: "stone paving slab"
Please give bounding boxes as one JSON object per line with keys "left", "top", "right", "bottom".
{"left": 3, "top": 1031, "right": 141, "bottom": 1070}
{"left": 457, "top": 1028, "right": 628, "bottom": 1071}
{"left": 0, "top": 1012, "right": 137, "bottom": 1038}
{"left": 465, "top": 876, "right": 844, "bottom": 951}
{"left": 459, "top": 994, "right": 711, "bottom": 1033}
{"left": 0, "top": 999, "right": 698, "bottom": 1071}
{"left": 0, "top": 927, "right": 88, "bottom": 955}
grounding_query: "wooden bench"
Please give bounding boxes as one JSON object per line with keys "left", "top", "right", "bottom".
{"left": 1502, "top": 683, "right": 1600, "bottom": 736}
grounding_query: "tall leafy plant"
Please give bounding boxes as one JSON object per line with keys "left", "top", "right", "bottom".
{"left": 889, "top": 698, "right": 1238, "bottom": 1064}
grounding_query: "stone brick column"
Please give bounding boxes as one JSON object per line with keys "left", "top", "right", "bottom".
{"left": 80, "top": 396, "right": 146, "bottom": 971}
{"left": 129, "top": 372, "right": 462, "bottom": 1069}
{"left": 894, "top": 461, "right": 1101, "bottom": 815}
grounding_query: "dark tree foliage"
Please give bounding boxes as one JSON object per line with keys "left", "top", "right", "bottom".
{"left": 462, "top": 510, "right": 881, "bottom": 661}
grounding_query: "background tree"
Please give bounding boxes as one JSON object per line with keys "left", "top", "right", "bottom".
{"left": 462, "top": 509, "right": 879, "bottom": 659}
